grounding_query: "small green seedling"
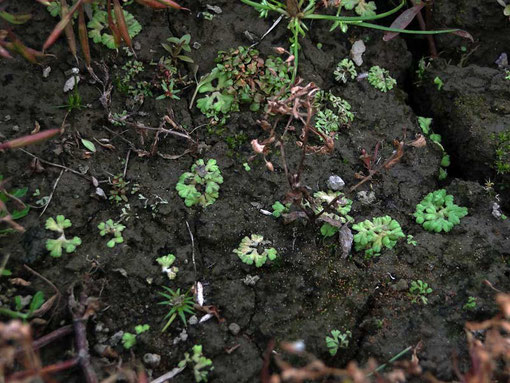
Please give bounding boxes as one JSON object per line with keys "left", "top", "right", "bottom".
{"left": 233, "top": 234, "right": 277, "bottom": 267}
{"left": 414, "top": 189, "right": 468, "bottom": 233}
{"left": 158, "top": 287, "right": 195, "bottom": 332}
{"left": 352, "top": 216, "right": 405, "bottom": 258}
{"left": 334, "top": 58, "right": 357, "bottom": 83}
{"left": 492, "top": 130, "right": 510, "bottom": 175}
{"left": 463, "top": 296, "right": 477, "bottom": 311}
{"left": 178, "top": 345, "right": 214, "bottom": 382}
{"left": 367, "top": 66, "right": 396, "bottom": 92}
{"left": 122, "top": 324, "right": 150, "bottom": 349}
{"left": 157, "top": 254, "right": 179, "bottom": 280}
{"left": 109, "top": 174, "right": 129, "bottom": 204}
{"left": 176, "top": 159, "right": 223, "bottom": 207}
{"left": 417, "top": 116, "right": 450, "bottom": 179}
{"left": 506, "top": 70, "right": 510, "bottom": 81}
{"left": 415, "top": 57, "right": 429, "bottom": 82}
{"left": 98, "top": 219, "right": 126, "bottom": 248}
{"left": 0, "top": 291, "right": 45, "bottom": 322}
{"left": 243, "top": 162, "right": 251, "bottom": 172}
{"left": 161, "top": 34, "right": 194, "bottom": 65}
{"left": 272, "top": 201, "right": 290, "bottom": 218}
{"left": 406, "top": 235, "right": 417, "bottom": 246}
{"left": 156, "top": 79, "right": 181, "bottom": 100}
{"left": 325, "top": 329, "right": 351, "bottom": 356}
{"left": 314, "top": 91, "right": 354, "bottom": 138}
{"left": 409, "top": 280, "right": 432, "bottom": 305}
{"left": 434, "top": 76, "right": 444, "bottom": 90}
{"left": 45, "top": 215, "right": 82, "bottom": 257}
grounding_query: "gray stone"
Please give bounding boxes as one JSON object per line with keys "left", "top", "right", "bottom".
{"left": 327, "top": 175, "right": 345, "bottom": 191}
{"left": 110, "top": 331, "right": 124, "bottom": 346}
{"left": 228, "top": 323, "right": 241, "bottom": 336}
{"left": 143, "top": 353, "right": 161, "bottom": 367}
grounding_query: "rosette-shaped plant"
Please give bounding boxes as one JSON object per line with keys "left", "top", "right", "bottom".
{"left": 352, "top": 216, "right": 404, "bottom": 258}
{"left": 233, "top": 234, "right": 277, "bottom": 267}
{"left": 98, "top": 219, "right": 125, "bottom": 248}
{"left": 367, "top": 66, "right": 396, "bottom": 92}
{"left": 176, "top": 159, "right": 223, "bottom": 207}
{"left": 45, "top": 215, "right": 82, "bottom": 257}
{"left": 414, "top": 189, "right": 468, "bottom": 232}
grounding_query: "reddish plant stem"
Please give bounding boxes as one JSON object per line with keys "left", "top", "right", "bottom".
{"left": 7, "top": 357, "right": 78, "bottom": 382}
{"left": 14, "top": 325, "right": 73, "bottom": 358}
{"left": 411, "top": 0, "right": 437, "bottom": 57}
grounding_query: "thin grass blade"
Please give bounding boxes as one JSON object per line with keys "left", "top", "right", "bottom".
{"left": 0, "top": 11, "right": 32, "bottom": 25}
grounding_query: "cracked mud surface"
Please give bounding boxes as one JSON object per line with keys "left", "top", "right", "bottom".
{"left": 1, "top": 0, "right": 510, "bottom": 381}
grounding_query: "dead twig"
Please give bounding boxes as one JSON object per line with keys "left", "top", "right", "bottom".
{"left": 68, "top": 285, "right": 100, "bottom": 383}
{"left": 40, "top": 168, "right": 65, "bottom": 217}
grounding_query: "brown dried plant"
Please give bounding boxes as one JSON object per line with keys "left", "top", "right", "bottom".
{"left": 250, "top": 79, "right": 335, "bottom": 222}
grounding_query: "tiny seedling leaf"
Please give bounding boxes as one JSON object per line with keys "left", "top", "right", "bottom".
{"left": 81, "top": 139, "right": 96, "bottom": 152}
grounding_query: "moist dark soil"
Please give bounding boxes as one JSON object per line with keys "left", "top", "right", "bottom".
{"left": 1, "top": 0, "right": 509, "bottom": 382}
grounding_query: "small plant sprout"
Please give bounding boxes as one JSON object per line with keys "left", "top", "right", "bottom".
{"left": 176, "top": 159, "right": 223, "bottom": 207}
{"left": 157, "top": 254, "right": 179, "bottom": 280}
{"left": 233, "top": 234, "right": 277, "bottom": 267}
{"left": 109, "top": 174, "right": 129, "bottom": 204}
{"left": 272, "top": 201, "right": 290, "bottom": 218}
{"left": 158, "top": 287, "right": 195, "bottom": 332}
{"left": 406, "top": 235, "right": 417, "bottom": 246}
{"left": 314, "top": 91, "right": 354, "bottom": 138}
{"left": 325, "top": 329, "right": 352, "bottom": 356}
{"left": 121, "top": 324, "right": 150, "bottom": 349}
{"left": 161, "top": 34, "right": 194, "bottom": 65}
{"left": 0, "top": 291, "right": 45, "bottom": 322}
{"left": 352, "top": 216, "right": 405, "bottom": 258}
{"left": 506, "top": 70, "right": 510, "bottom": 81}
{"left": 334, "top": 58, "right": 357, "bottom": 83}
{"left": 178, "top": 345, "right": 214, "bottom": 382}
{"left": 463, "top": 296, "right": 477, "bottom": 311}
{"left": 493, "top": 130, "right": 510, "bottom": 175}
{"left": 98, "top": 219, "right": 126, "bottom": 248}
{"left": 367, "top": 66, "right": 396, "bottom": 92}
{"left": 45, "top": 216, "right": 82, "bottom": 258}
{"left": 417, "top": 116, "right": 450, "bottom": 179}
{"left": 434, "top": 76, "right": 444, "bottom": 90}
{"left": 409, "top": 280, "right": 433, "bottom": 305}
{"left": 156, "top": 79, "right": 181, "bottom": 100}
{"left": 414, "top": 189, "right": 468, "bottom": 233}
